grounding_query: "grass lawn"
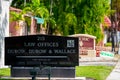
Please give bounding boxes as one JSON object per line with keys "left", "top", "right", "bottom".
{"left": 0, "top": 68, "right": 10, "bottom": 80}
{"left": 0, "top": 66, "right": 114, "bottom": 80}
{"left": 76, "top": 66, "right": 114, "bottom": 80}
{"left": 0, "top": 68, "right": 10, "bottom": 77}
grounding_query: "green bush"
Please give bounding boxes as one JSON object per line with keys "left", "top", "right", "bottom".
{"left": 105, "top": 42, "right": 112, "bottom": 47}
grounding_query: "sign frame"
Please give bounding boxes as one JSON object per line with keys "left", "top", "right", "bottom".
{"left": 5, "top": 35, "right": 79, "bottom": 67}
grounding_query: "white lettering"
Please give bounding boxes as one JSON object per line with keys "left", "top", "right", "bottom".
{"left": 37, "top": 42, "right": 59, "bottom": 47}
{"left": 37, "top": 36, "right": 45, "bottom": 41}
{"left": 7, "top": 49, "right": 26, "bottom": 54}
{"left": 54, "top": 49, "right": 76, "bottom": 54}
{"left": 24, "top": 42, "right": 36, "bottom": 47}
{"left": 28, "top": 49, "right": 46, "bottom": 54}
{"left": 80, "top": 37, "right": 89, "bottom": 41}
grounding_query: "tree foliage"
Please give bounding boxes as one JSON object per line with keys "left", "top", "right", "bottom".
{"left": 22, "top": 0, "right": 49, "bottom": 19}
{"left": 10, "top": 0, "right": 111, "bottom": 43}
{"left": 10, "top": 11, "right": 23, "bottom": 22}
{"left": 76, "top": 0, "right": 111, "bottom": 42}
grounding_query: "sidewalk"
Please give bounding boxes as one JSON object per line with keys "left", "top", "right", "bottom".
{"left": 79, "top": 57, "right": 118, "bottom": 62}
{"left": 106, "top": 59, "right": 120, "bottom": 80}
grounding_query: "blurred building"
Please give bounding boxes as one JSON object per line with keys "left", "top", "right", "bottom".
{"left": 9, "top": 7, "right": 23, "bottom": 36}
{"left": 103, "top": 16, "right": 111, "bottom": 45}
{"left": 0, "top": 0, "right": 10, "bottom": 68}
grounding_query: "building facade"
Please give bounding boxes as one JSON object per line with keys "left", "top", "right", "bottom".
{"left": 0, "top": 0, "right": 10, "bottom": 68}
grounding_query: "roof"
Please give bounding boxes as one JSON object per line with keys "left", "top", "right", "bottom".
{"left": 9, "top": 7, "right": 22, "bottom": 12}
{"left": 69, "top": 34, "right": 96, "bottom": 39}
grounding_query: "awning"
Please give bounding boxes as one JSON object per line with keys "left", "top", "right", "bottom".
{"left": 34, "top": 16, "right": 44, "bottom": 24}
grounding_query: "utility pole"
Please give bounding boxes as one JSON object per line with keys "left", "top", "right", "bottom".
{"left": 111, "top": 0, "right": 115, "bottom": 52}
{"left": 114, "top": 0, "right": 119, "bottom": 54}
{"left": 111, "top": 0, "right": 118, "bottom": 53}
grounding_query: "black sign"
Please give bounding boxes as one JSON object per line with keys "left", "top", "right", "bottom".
{"left": 5, "top": 35, "right": 79, "bottom": 67}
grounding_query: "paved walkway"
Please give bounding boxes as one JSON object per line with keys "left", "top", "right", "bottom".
{"left": 106, "top": 60, "right": 120, "bottom": 80}
{"left": 79, "top": 57, "right": 118, "bottom": 62}
{"left": 79, "top": 57, "right": 117, "bottom": 66}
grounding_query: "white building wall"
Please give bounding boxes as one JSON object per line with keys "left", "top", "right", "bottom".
{"left": 0, "top": 0, "right": 10, "bottom": 68}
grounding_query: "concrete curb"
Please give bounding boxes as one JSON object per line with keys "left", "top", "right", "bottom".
{"left": 106, "top": 60, "right": 120, "bottom": 80}
{"left": 1, "top": 77, "right": 94, "bottom": 80}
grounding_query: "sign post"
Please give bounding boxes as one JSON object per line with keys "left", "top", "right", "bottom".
{"left": 100, "top": 51, "right": 114, "bottom": 58}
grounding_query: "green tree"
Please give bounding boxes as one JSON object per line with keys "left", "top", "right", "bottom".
{"left": 11, "top": 0, "right": 31, "bottom": 9}
{"left": 75, "top": 0, "right": 111, "bottom": 43}
{"left": 10, "top": 11, "right": 24, "bottom": 30}
{"left": 10, "top": 11, "right": 23, "bottom": 22}
{"left": 46, "top": 0, "right": 78, "bottom": 35}
{"left": 10, "top": 0, "right": 111, "bottom": 43}
{"left": 22, "top": 0, "right": 49, "bottom": 34}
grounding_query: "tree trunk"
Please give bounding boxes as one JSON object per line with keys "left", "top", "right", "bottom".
{"left": 40, "top": 24, "right": 46, "bottom": 34}
{"left": 30, "top": 17, "right": 35, "bottom": 34}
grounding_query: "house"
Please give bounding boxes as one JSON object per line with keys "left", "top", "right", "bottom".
{"left": 9, "top": 7, "right": 46, "bottom": 36}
